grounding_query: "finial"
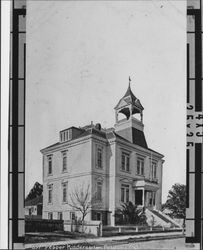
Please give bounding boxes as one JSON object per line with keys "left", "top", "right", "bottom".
{"left": 129, "top": 76, "right": 131, "bottom": 85}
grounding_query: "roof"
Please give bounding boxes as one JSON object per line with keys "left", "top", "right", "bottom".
{"left": 115, "top": 84, "right": 144, "bottom": 112}
{"left": 41, "top": 127, "right": 107, "bottom": 152}
{"left": 41, "top": 124, "right": 163, "bottom": 157}
{"left": 109, "top": 130, "right": 163, "bottom": 157}
{"left": 132, "top": 127, "right": 147, "bottom": 148}
{"left": 25, "top": 195, "right": 43, "bottom": 207}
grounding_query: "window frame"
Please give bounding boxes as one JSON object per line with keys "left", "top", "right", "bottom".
{"left": 62, "top": 182, "right": 68, "bottom": 203}
{"left": 48, "top": 212, "right": 53, "bottom": 220}
{"left": 96, "top": 145, "right": 103, "bottom": 169}
{"left": 47, "top": 155, "right": 53, "bottom": 175}
{"left": 137, "top": 157, "right": 145, "bottom": 176}
{"left": 58, "top": 212, "right": 63, "bottom": 220}
{"left": 151, "top": 162, "right": 157, "bottom": 180}
{"left": 70, "top": 212, "right": 76, "bottom": 221}
{"left": 120, "top": 184, "right": 130, "bottom": 203}
{"left": 62, "top": 151, "right": 67, "bottom": 172}
{"left": 121, "top": 151, "right": 130, "bottom": 172}
{"left": 96, "top": 181, "right": 102, "bottom": 200}
{"left": 48, "top": 184, "right": 53, "bottom": 204}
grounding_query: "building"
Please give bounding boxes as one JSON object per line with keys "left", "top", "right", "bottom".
{"left": 41, "top": 82, "right": 164, "bottom": 226}
{"left": 25, "top": 195, "right": 43, "bottom": 218}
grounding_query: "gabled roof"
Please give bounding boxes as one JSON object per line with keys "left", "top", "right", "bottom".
{"left": 25, "top": 195, "right": 43, "bottom": 207}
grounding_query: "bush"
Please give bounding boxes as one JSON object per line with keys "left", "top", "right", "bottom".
{"left": 115, "top": 202, "right": 147, "bottom": 225}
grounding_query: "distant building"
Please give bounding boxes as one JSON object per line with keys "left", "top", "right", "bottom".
{"left": 41, "top": 82, "right": 164, "bottom": 226}
{"left": 25, "top": 195, "right": 43, "bottom": 218}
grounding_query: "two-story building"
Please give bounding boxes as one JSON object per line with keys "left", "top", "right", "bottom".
{"left": 41, "top": 82, "right": 164, "bottom": 226}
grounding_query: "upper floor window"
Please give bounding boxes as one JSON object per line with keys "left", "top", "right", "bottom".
{"left": 151, "top": 162, "right": 157, "bottom": 180}
{"left": 121, "top": 152, "right": 130, "bottom": 172}
{"left": 48, "top": 184, "right": 53, "bottom": 204}
{"left": 137, "top": 157, "right": 144, "bottom": 176}
{"left": 62, "top": 151, "right": 67, "bottom": 172}
{"left": 96, "top": 146, "right": 103, "bottom": 168}
{"left": 47, "top": 155, "right": 53, "bottom": 175}
{"left": 96, "top": 181, "right": 102, "bottom": 200}
{"left": 62, "top": 182, "right": 68, "bottom": 203}
{"left": 121, "top": 184, "right": 129, "bottom": 203}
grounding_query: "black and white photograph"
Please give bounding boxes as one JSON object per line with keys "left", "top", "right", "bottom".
{"left": 23, "top": 1, "right": 188, "bottom": 249}
{"left": 1, "top": 0, "right": 203, "bottom": 249}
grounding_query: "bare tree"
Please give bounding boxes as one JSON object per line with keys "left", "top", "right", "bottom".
{"left": 68, "top": 183, "right": 101, "bottom": 225}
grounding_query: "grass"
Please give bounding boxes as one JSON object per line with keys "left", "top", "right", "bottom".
{"left": 25, "top": 231, "right": 96, "bottom": 244}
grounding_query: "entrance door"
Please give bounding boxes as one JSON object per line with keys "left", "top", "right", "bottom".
{"left": 135, "top": 190, "right": 143, "bottom": 205}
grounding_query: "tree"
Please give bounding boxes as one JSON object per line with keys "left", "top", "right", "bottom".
{"left": 118, "top": 201, "right": 147, "bottom": 225}
{"left": 68, "top": 184, "right": 101, "bottom": 225}
{"left": 162, "top": 183, "right": 186, "bottom": 219}
{"left": 25, "top": 182, "right": 43, "bottom": 201}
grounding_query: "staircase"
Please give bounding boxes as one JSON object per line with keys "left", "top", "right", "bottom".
{"left": 145, "top": 208, "right": 182, "bottom": 229}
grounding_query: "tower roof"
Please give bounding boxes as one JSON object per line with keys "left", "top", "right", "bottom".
{"left": 115, "top": 81, "right": 144, "bottom": 113}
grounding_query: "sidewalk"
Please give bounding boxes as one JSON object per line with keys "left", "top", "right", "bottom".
{"left": 25, "top": 231, "right": 184, "bottom": 249}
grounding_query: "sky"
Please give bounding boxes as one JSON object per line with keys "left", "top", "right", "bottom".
{"left": 25, "top": 0, "right": 186, "bottom": 203}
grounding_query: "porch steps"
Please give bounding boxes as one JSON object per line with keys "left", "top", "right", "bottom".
{"left": 146, "top": 209, "right": 181, "bottom": 228}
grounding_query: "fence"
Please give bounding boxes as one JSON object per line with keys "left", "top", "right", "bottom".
{"left": 64, "top": 220, "right": 102, "bottom": 237}
{"left": 25, "top": 218, "right": 63, "bottom": 232}
{"left": 102, "top": 225, "right": 183, "bottom": 237}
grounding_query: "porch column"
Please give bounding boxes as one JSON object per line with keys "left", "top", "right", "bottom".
{"left": 142, "top": 188, "right": 145, "bottom": 206}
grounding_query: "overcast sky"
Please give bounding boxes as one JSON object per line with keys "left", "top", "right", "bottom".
{"left": 25, "top": 0, "right": 186, "bottom": 203}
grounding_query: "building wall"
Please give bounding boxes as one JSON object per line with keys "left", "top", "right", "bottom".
{"left": 42, "top": 134, "right": 163, "bottom": 224}
{"left": 114, "top": 141, "right": 163, "bottom": 211}
{"left": 43, "top": 139, "right": 92, "bottom": 220}
{"left": 25, "top": 205, "right": 38, "bottom": 216}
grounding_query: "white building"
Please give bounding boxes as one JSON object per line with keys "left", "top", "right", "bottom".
{"left": 41, "top": 83, "right": 164, "bottom": 226}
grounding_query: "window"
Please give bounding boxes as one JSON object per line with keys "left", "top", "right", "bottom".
{"left": 96, "top": 181, "right": 102, "bottom": 200}
{"left": 48, "top": 184, "right": 53, "bottom": 204}
{"left": 96, "top": 146, "right": 103, "bottom": 168}
{"left": 29, "top": 208, "right": 32, "bottom": 215}
{"left": 152, "top": 192, "right": 156, "bottom": 206}
{"left": 137, "top": 157, "right": 144, "bottom": 175}
{"left": 151, "top": 162, "right": 157, "bottom": 180}
{"left": 58, "top": 212, "right": 63, "bottom": 220}
{"left": 62, "top": 183, "right": 68, "bottom": 203}
{"left": 121, "top": 184, "right": 129, "bottom": 203}
{"left": 149, "top": 192, "right": 156, "bottom": 206}
{"left": 70, "top": 212, "right": 75, "bottom": 221}
{"left": 48, "top": 212, "right": 53, "bottom": 220}
{"left": 47, "top": 155, "right": 52, "bottom": 175}
{"left": 62, "top": 151, "right": 67, "bottom": 172}
{"left": 121, "top": 152, "right": 130, "bottom": 172}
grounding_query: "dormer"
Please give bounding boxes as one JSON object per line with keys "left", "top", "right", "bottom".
{"left": 59, "top": 127, "right": 84, "bottom": 143}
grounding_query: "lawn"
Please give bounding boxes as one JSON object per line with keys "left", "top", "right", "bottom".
{"left": 25, "top": 231, "right": 96, "bottom": 244}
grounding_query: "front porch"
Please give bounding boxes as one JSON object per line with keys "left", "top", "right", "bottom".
{"left": 133, "top": 179, "right": 159, "bottom": 208}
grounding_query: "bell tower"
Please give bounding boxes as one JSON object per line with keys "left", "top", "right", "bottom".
{"left": 114, "top": 78, "right": 147, "bottom": 147}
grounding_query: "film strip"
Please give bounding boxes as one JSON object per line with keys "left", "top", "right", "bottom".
{"left": 186, "top": 0, "right": 203, "bottom": 249}
{"left": 8, "top": 0, "right": 26, "bottom": 248}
